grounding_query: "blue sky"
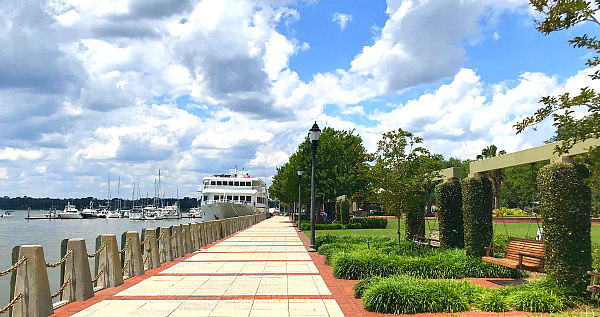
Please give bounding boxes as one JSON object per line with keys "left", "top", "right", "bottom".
{"left": 0, "top": 0, "right": 598, "bottom": 198}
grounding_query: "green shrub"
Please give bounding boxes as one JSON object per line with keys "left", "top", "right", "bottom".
{"left": 353, "top": 276, "right": 383, "bottom": 298}
{"left": 348, "top": 216, "right": 388, "bottom": 229}
{"left": 405, "top": 201, "right": 425, "bottom": 240}
{"left": 344, "top": 223, "right": 362, "bottom": 229}
{"left": 341, "top": 200, "right": 350, "bottom": 224}
{"left": 335, "top": 200, "right": 342, "bottom": 223}
{"left": 435, "top": 180, "right": 464, "bottom": 248}
{"left": 300, "top": 223, "right": 343, "bottom": 230}
{"left": 507, "top": 289, "right": 564, "bottom": 313}
{"left": 538, "top": 163, "right": 591, "bottom": 294}
{"left": 462, "top": 176, "right": 493, "bottom": 257}
{"left": 361, "top": 275, "right": 471, "bottom": 314}
{"left": 477, "top": 290, "right": 509, "bottom": 312}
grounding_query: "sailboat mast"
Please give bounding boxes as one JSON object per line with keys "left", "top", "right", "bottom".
{"left": 117, "top": 176, "right": 121, "bottom": 210}
{"left": 107, "top": 173, "right": 111, "bottom": 210}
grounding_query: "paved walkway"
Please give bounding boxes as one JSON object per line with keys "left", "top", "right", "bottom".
{"left": 52, "top": 216, "right": 345, "bottom": 317}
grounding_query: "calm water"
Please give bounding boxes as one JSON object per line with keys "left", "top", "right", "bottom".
{"left": 0, "top": 209, "right": 202, "bottom": 314}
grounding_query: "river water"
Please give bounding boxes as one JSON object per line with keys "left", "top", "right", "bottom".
{"left": 0, "top": 209, "right": 201, "bottom": 315}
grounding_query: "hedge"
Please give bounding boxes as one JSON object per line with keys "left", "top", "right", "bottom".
{"left": 341, "top": 200, "right": 350, "bottom": 224}
{"left": 538, "top": 162, "right": 591, "bottom": 294}
{"left": 435, "top": 180, "right": 464, "bottom": 248}
{"left": 301, "top": 223, "right": 344, "bottom": 230}
{"left": 405, "top": 201, "right": 425, "bottom": 240}
{"left": 462, "top": 176, "right": 493, "bottom": 257}
{"left": 335, "top": 200, "right": 342, "bottom": 223}
{"left": 348, "top": 217, "right": 388, "bottom": 229}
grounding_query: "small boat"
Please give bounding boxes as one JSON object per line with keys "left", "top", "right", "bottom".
{"left": 59, "top": 203, "right": 83, "bottom": 219}
{"left": 188, "top": 207, "right": 203, "bottom": 219}
{"left": 161, "top": 203, "right": 182, "bottom": 219}
{"left": 0, "top": 210, "right": 14, "bottom": 218}
{"left": 106, "top": 210, "right": 121, "bottom": 218}
{"left": 129, "top": 206, "right": 145, "bottom": 220}
{"left": 143, "top": 206, "right": 163, "bottom": 220}
{"left": 81, "top": 202, "right": 98, "bottom": 218}
{"left": 44, "top": 207, "right": 58, "bottom": 218}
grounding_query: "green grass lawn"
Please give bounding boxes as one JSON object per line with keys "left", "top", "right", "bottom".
{"left": 304, "top": 218, "right": 600, "bottom": 244}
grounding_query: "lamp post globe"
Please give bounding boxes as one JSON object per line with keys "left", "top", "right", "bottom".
{"left": 297, "top": 168, "right": 304, "bottom": 231}
{"left": 308, "top": 121, "right": 321, "bottom": 252}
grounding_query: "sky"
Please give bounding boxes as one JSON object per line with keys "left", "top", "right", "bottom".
{"left": 0, "top": 0, "right": 598, "bottom": 199}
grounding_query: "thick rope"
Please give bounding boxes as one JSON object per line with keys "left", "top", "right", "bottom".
{"left": 143, "top": 254, "right": 150, "bottom": 265}
{"left": 0, "top": 293, "right": 22, "bottom": 315}
{"left": 46, "top": 249, "right": 73, "bottom": 268}
{"left": 92, "top": 265, "right": 105, "bottom": 283}
{"left": 51, "top": 277, "right": 71, "bottom": 298}
{"left": 118, "top": 238, "right": 132, "bottom": 254}
{"left": 88, "top": 243, "right": 106, "bottom": 258}
{"left": 121, "top": 260, "right": 131, "bottom": 275}
{"left": 0, "top": 257, "right": 26, "bottom": 277}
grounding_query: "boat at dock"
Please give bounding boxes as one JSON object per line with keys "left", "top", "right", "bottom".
{"left": 0, "top": 210, "right": 14, "bottom": 218}
{"left": 188, "top": 206, "right": 203, "bottom": 219}
{"left": 199, "top": 169, "right": 268, "bottom": 220}
{"left": 59, "top": 202, "right": 83, "bottom": 219}
{"left": 81, "top": 202, "right": 98, "bottom": 218}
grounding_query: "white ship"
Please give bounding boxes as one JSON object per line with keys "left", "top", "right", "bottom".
{"left": 59, "top": 202, "right": 82, "bottom": 219}
{"left": 199, "top": 169, "right": 268, "bottom": 220}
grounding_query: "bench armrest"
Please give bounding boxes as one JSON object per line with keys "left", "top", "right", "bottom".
{"left": 484, "top": 247, "right": 506, "bottom": 256}
{"left": 518, "top": 252, "right": 545, "bottom": 260}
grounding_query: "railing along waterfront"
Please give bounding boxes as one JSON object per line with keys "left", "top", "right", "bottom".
{"left": 3, "top": 213, "right": 266, "bottom": 317}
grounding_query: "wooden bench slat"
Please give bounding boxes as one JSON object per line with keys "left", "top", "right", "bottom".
{"left": 482, "top": 237, "right": 545, "bottom": 272}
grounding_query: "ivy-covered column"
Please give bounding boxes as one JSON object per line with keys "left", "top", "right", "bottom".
{"left": 538, "top": 162, "right": 591, "bottom": 293}
{"left": 341, "top": 200, "right": 350, "bottom": 224}
{"left": 435, "top": 179, "right": 464, "bottom": 248}
{"left": 462, "top": 174, "right": 493, "bottom": 257}
{"left": 405, "top": 201, "right": 425, "bottom": 240}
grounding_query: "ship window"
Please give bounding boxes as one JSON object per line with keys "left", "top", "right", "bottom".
{"left": 233, "top": 196, "right": 239, "bottom": 201}
{"left": 217, "top": 181, "right": 222, "bottom": 185}
{"left": 213, "top": 195, "right": 219, "bottom": 200}
{"left": 211, "top": 181, "right": 216, "bottom": 185}
{"left": 246, "top": 196, "right": 251, "bottom": 202}
{"left": 203, "top": 196, "right": 208, "bottom": 201}
{"left": 227, "top": 195, "right": 232, "bottom": 201}
{"left": 228, "top": 181, "right": 233, "bottom": 186}
{"left": 246, "top": 181, "right": 251, "bottom": 186}
{"left": 234, "top": 181, "right": 239, "bottom": 186}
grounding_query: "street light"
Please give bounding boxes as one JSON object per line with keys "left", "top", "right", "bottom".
{"left": 297, "top": 168, "right": 304, "bottom": 231}
{"left": 308, "top": 121, "right": 321, "bottom": 252}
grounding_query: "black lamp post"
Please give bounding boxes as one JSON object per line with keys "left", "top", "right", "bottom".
{"left": 297, "top": 168, "right": 304, "bottom": 231}
{"left": 308, "top": 121, "right": 321, "bottom": 252}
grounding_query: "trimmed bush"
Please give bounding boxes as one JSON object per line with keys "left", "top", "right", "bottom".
{"left": 353, "top": 276, "right": 383, "bottom": 298}
{"left": 477, "top": 290, "right": 508, "bottom": 312}
{"left": 361, "top": 275, "right": 472, "bottom": 314}
{"left": 335, "top": 200, "right": 342, "bottom": 223}
{"left": 506, "top": 289, "right": 564, "bottom": 313}
{"left": 405, "top": 201, "right": 425, "bottom": 240}
{"left": 435, "top": 180, "right": 464, "bottom": 248}
{"left": 348, "top": 216, "right": 388, "bottom": 229}
{"left": 538, "top": 162, "right": 591, "bottom": 294}
{"left": 344, "top": 223, "right": 362, "bottom": 229}
{"left": 341, "top": 200, "right": 350, "bottom": 224}
{"left": 462, "top": 176, "right": 493, "bottom": 257}
{"left": 300, "top": 223, "right": 343, "bottom": 230}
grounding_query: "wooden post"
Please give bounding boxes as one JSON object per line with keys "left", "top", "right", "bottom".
{"left": 182, "top": 224, "right": 193, "bottom": 254}
{"left": 11, "top": 245, "right": 53, "bottom": 317}
{"left": 122, "top": 232, "right": 144, "bottom": 278}
{"left": 158, "top": 227, "right": 173, "bottom": 263}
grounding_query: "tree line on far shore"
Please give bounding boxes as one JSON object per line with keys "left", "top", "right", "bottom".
{"left": 0, "top": 196, "right": 201, "bottom": 211}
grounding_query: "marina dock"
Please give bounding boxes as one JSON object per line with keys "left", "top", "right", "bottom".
{"left": 47, "top": 216, "right": 346, "bottom": 317}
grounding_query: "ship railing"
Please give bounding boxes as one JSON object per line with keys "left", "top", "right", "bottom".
{"left": 202, "top": 185, "right": 262, "bottom": 190}
{"left": 5, "top": 213, "right": 267, "bottom": 317}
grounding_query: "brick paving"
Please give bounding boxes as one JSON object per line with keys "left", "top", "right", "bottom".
{"left": 51, "top": 216, "right": 345, "bottom": 317}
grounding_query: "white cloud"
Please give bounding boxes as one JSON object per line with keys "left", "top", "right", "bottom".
{"left": 0, "top": 148, "right": 42, "bottom": 160}
{"left": 0, "top": 168, "right": 7, "bottom": 180}
{"left": 332, "top": 12, "right": 353, "bottom": 30}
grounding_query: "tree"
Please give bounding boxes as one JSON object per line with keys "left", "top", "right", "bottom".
{"left": 371, "top": 129, "right": 443, "bottom": 248}
{"left": 516, "top": 0, "right": 600, "bottom": 156}
{"left": 269, "top": 128, "right": 371, "bottom": 217}
{"left": 476, "top": 145, "right": 506, "bottom": 210}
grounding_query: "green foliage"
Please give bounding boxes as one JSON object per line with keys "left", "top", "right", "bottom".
{"left": 500, "top": 162, "right": 545, "bottom": 209}
{"left": 516, "top": 1, "right": 600, "bottom": 156}
{"left": 507, "top": 288, "right": 564, "bottom": 313}
{"left": 477, "top": 290, "right": 509, "bottom": 312}
{"left": 361, "top": 275, "right": 473, "bottom": 314}
{"left": 335, "top": 200, "right": 341, "bottom": 223}
{"left": 435, "top": 180, "right": 464, "bottom": 248}
{"left": 353, "top": 276, "right": 383, "bottom": 298}
{"left": 300, "top": 223, "right": 344, "bottom": 230}
{"left": 476, "top": 144, "right": 506, "bottom": 210}
{"left": 462, "top": 176, "right": 494, "bottom": 257}
{"left": 348, "top": 216, "right": 388, "bottom": 229}
{"left": 493, "top": 207, "right": 527, "bottom": 216}
{"left": 538, "top": 162, "right": 592, "bottom": 294}
{"left": 344, "top": 222, "right": 362, "bottom": 229}
{"left": 341, "top": 200, "right": 350, "bottom": 224}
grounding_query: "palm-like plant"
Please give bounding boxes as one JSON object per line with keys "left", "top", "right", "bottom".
{"left": 476, "top": 145, "right": 506, "bottom": 210}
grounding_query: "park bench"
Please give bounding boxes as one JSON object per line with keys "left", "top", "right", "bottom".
{"left": 412, "top": 230, "right": 440, "bottom": 248}
{"left": 482, "top": 237, "right": 545, "bottom": 272}
{"left": 587, "top": 271, "right": 600, "bottom": 293}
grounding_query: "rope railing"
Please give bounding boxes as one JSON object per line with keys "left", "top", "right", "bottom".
{"left": 118, "top": 238, "right": 132, "bottom": 254}
{"left": 87, "top": 243, "right": 106, "bottom": 258}
{"left": 121, "top": 260, "right": 131, "bottom": 275}
{"left": 92, "top": 265, "right": 105, "bottom": 284}
{"left": 46, "top": 249, "right": 73, "bottom": 268}
{"left": 0, "top": 256, "right": 26, "bottom": 277}
{"left": 157, "top": 232, "right": 164, "bottom": 240}
{"left": 0, "top": 293, "right": 22, "bottom": 315}
{"left": 51, "top": 277, "right": 71, "bottom": 298}
{"left": 143, "top": 254, "right": 150, "bottom": 265}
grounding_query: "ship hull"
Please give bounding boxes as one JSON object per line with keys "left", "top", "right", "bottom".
{"left": 201, "top": 202, "right": 264, "bottom": 220}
